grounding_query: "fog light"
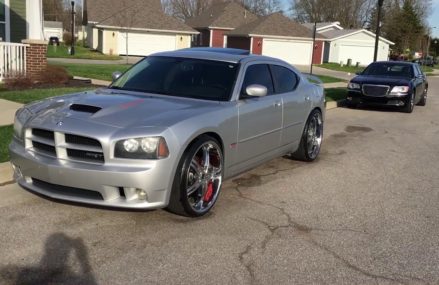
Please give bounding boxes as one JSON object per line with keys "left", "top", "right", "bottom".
{"left": 11, "top": 163, "right": 22, "bottom": 178}
{"left": 136, "top": 189, "right": 147, "bottom": 200}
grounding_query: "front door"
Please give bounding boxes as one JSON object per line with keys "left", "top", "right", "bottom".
{"left": 236, "top": 64, "right": 282, "bottom": 166}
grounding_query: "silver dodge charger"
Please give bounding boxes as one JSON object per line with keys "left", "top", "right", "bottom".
{"left": 9, "top": 48, "right": 325, "bottom": 217}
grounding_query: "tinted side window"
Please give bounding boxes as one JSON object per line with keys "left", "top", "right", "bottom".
{"left": 241, "top": 64, "right": 274, "bottom": 95}
{"left": 271, "top": 65, "right": 298, "bottom": 94}
{"left": 415, "top": 65, "right": 423, "bottom": 77}
{"left": 413, "top": 65, "right": 420, "bottom": 77}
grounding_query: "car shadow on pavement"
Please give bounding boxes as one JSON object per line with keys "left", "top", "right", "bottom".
{"left": 0, "top": 233, "right": 97, "bottom": 285}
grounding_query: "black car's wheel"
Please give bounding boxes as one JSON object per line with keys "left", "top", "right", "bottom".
{"left": 417, "top": 87, "right": 427, "bottom": 106}
{"left": 167, "top": 135, "right": 223, "bottom": 217}
{"left": 291, "top": 109, "right": 323, "bottom": 162}
{"left": 402, "top": 92, "right": 415, "bottom": 113}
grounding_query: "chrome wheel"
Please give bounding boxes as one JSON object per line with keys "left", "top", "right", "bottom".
{"left": 185, "top": 142, "right": 223, "bottom": 214}
{"left": 306, "top": 111, "right": 323, "bottom": 160}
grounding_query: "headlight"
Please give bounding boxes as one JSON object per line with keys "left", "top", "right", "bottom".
{"left": 13, "top": 108, "right": 32, "bottom": 139}
{"left": 115, "top": 137, "right": 169, "bottom": 159}
{"left": 390, "top": 86, "right": 410, "bottom": 96}
{"left": 348, "top": 82, "right": 361, "bottom": 89}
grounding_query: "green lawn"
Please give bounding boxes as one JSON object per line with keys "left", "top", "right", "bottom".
{"left": 0, "top": 125, "right": 13, "bottom": 163}
{"left": 318, "top": 63, "right": 365, "bottom": 74}
{"left": 421, "top": 66, "right": 434, "bottom": 73}
{"left": 52, "top": 63, "right": 131, "bottom": 81}
{"left": 0, "top": 87, "right": 94, "bottom": 104}
{"left": 325, "top": 88, "right": 347, "bottom": 102}
{"left": 315, "top": 75, "right": 345, "bottom": 83}
{"left": 47, "top": 45, "right": 122, "bottom": 60}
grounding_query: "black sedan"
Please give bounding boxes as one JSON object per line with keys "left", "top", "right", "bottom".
{"left": 347, "top": 61, "right": 428, "bottom": 113}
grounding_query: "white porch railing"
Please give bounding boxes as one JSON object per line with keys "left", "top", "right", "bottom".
{"left": 0, "top": 42, "right": 29, "bottom": 82}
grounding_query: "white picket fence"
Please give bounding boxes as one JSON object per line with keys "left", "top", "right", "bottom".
{"left": 0, "top": 42, "right": 28, "bottom": 82}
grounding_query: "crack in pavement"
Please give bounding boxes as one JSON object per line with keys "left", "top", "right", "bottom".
{"left": 231, "top": 180, "right": 427, "bottom": 285}
{"left": 0, "top": 180, "right": 15, "bottom": 187}
{"left": 238, "top": 244, "right": 256, "bottom": 285}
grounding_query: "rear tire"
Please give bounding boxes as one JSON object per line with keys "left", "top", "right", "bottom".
{"left": 166, "top": 135, "right": 223, "bottom": 217}
{"left": 291, "top": 109, "right": 323, "bottom": 162}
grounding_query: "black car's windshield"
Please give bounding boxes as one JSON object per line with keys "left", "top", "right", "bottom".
{"left": 111, "top": 56, "right": 239, "bottom": 101}
{"left": 362, "top": 63, "right": 414, "bottom": 78}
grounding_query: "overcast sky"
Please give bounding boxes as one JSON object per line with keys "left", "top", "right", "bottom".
{"left": 429, "top": 0, "right": 439, "bottom": 38}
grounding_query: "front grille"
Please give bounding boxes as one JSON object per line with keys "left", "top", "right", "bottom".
{"left": 33, "top": 141, "right": 56, "bottom": 155}
{"left": 362, "top": 84, "right": 390, "bottom": 97}
{"left": 67, "top": 149, "right": 105, "bottom": 163}
{"left": 32, "top": 178, "right": 104, "bottom": 200}
{"left": 28, "top": 129, "right": 105, "bottom": 164}
{"left": 65, "top": 134, "right": 101, "bottom": 147}
{"left": 32, "top": 129, "right": 54, "bottom": 140}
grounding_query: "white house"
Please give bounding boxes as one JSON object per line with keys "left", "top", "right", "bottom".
{"left": 1, "top": 0, "right": 44, "bottom": 42}
{"left": 303, "top": 22, "right": 394, "bottom": 66}
{"left": 85, "top": 0, "right": 198, "bottom": 56}
{"left": 44, "top": 21, "right": 63, "bottom": 41}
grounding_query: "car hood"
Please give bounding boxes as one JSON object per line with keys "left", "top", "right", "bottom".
{"left": 27, "top": 89, "right": 223, "bottom": 128}
{"left": 351, "top": 75, "right": 411, "bottom": 86}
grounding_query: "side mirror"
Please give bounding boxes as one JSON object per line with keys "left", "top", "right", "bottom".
{"left": 112, "top": 71, "right": 123, "bottom": 82}
{"left": 355, "top": 71, "right": 362, "bottom": 75}
{"left": 245, "top": 84, "right": 268, "bottom": 97}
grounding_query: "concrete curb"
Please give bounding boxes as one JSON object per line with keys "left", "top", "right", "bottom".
{"left": 0, "top": 99, "right": 23, "bottom": 127}
{"left": 326, "top": 99, "right": 346, "bottom": 110}
{"left": 73, "top": 76, "right": 111, "bottom": 87}
{"left": 0, "top": 162, "right": 14, "bottom": 186}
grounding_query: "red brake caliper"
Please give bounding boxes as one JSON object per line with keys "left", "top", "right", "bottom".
{"left": 203, "top": 181, "right": 214, "bottom": 202}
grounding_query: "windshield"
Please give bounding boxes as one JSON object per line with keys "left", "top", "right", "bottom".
{"left": 362, "top": 63, "right": 413, "bottom": 78}
{"left": 111, "top": 56, "right": 239, "bottom": 101}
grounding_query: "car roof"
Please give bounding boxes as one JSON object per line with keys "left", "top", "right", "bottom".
{"left": 372, "top": 61, "right": 415, "bottom": 66}
{"left": 151, "top": 48, "right": 285, "bottom": 64}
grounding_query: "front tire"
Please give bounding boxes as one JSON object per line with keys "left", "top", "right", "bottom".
{"left": 291, "top": 109, "right": 323, "bottom": 162}
{"left": 167, "top": 136, "right": 223, "bottom": 217}
{"left": 417, "top": 88, "right": 427, "bottom": 106}
{"left": 402, "top": 92, "right": 414, "bottom": 113}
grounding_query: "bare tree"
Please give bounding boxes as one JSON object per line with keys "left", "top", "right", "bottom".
{"left": 162, "top": 0, "right": 282, "bottom": 20}
{"left": 162, "top": 0, "right": 213, "bottom": 20}
{"left": 110, "top": 2, "right": 144, "bottom": 62}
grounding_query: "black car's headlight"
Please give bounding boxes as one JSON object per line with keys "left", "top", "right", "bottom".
{"left": 14, "top": 108, "right": 32, "bottom": 140}
{"left": 348, "top": 82, "right": 361, "bottom": 90}
{"left": 115, "top": 137, "right": 169, "bottom": 159}
{"left": 389, "top": 86, "right": 409, "bottom": 96}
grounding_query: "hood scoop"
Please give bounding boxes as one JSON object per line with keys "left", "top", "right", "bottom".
{"left": 70, "top": 104, "right": 102, "bottom": 114}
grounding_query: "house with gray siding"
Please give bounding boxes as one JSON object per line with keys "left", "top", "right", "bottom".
{"left": 1, "top": 0, "right": 44, "bottom": 42}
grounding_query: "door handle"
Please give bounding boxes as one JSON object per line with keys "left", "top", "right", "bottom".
{"left": 274, "top": 102, "right": 282, "bottom": 107}
{"left": 305, "top": 96, "right": 311, "bottom": 101}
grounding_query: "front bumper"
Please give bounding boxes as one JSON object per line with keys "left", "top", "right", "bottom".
{"left": 347, "top": 90, "right": 409, "bottom": 107}
{"left": 9, "top": 139, "right": 173, "bottom": 210}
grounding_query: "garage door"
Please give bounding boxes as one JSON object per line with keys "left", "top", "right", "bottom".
{"left": 118, "top": 32, "right": 176, "bottom": 56}
{"left": 262, "top": 39, "right": 313, "bottom": 65}
{"left": 339, "top": 45, "right": 374, "bottom": 66}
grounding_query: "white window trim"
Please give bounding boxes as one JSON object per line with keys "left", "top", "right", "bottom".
{"left": 2, "top": 0, "right": 10, "bottom": 41}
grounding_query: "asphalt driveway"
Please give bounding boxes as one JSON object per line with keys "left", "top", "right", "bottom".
{"left": 1, "top": 77, "right": 438, "bottom": 284}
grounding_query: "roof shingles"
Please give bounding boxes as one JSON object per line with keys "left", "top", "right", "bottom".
{"left": 186, "top": 2, "right": 258, "bottom": 29}
{"left": 86, "top": 0, "right": 196, "bottom": 33}
{"left": 227, "top": 13, "right": 325, "bottom": 39}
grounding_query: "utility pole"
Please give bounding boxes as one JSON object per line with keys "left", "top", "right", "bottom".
{"left": 310, "top": 22, "right": 317, "bottom": 75}
{"left": 373, "top": 0, "right": 384, "bottom": 62}
{"left": 427, "top": 27, "right": 437, "bottom": 58}
{"left": 70, "top": 1, "right": 76, "bottom": 55}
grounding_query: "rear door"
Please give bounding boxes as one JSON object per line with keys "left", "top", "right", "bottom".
{"left": 413, "top": 64, "right": 425, "bottom": 101}
{"left": 270, "top": 65, "right": 310, "bottom": 146}
{"left": 236, "top": 64, "right": 282, "bottom": 165}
